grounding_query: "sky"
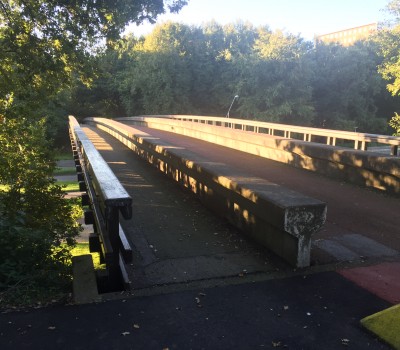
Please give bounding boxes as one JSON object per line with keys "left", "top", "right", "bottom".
{"left": 127, "top": 0, "right": 392, "bottom": 40}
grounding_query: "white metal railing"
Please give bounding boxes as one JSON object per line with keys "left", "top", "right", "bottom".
{"left": 119, "top": 115, "right": 400, "bottom": 156}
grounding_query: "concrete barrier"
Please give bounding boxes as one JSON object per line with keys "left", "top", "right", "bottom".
{"left": 85, "top": 118, "right": 327, "bottom": 268}
{"left": 72, "top": 255, "right": 101, "bottom": 304}
{"left": 118, "top": 117, "right": 400, "bottom": 195}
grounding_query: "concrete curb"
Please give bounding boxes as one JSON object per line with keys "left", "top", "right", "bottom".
{"left": 72, "top": 255, "right": 101, "bottom": 304}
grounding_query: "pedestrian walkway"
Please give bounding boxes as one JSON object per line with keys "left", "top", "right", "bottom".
{"left": 0, "top": 272, "right": 394, "bottom": 349}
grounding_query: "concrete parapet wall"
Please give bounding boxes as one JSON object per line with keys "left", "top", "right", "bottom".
{"left": 85, "top": 118, "right": 327, "bottom": 268}
{"left": 119, "top": 117, "right": 400, "bottom": 195}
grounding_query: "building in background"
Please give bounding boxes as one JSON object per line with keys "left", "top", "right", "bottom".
{"left": 315, "top": 23, "right": 378, "bottom": 46}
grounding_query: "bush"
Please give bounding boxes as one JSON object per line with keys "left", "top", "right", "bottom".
{"left": 389, "top": 112, "right": 400, "bottom": 136}
{"left": 0, "top": 118, "right": 80, "bottom": 307}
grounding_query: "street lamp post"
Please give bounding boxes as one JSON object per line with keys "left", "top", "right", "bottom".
{"left": 226, "top": 95, "right": 239, "bottom": 118}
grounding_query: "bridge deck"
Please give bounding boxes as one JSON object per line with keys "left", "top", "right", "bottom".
{"left": 81, "top": 124, "right": 400, "bottom": 293}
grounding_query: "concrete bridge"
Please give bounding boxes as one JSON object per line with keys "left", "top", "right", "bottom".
{"left": 72, "top": 116, "right": 400, "bottom": 297}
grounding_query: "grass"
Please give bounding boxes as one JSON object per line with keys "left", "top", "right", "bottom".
{"left": 1, "top": 181, "right": 79, "bottom": 192}
{"left": 57, "top": 181, "right": 80, "bottom": 192}
{"left": 54, "top": 167, "right": 76, "bottom": 175}
{"left": 71, "top": 243, "right": 105, "bottom": 270}
{"left": 55, "top": 152, "right": 74, "bottom": 161}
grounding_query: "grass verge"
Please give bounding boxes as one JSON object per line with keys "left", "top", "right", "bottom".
{"left": 54, "top": 167, "right": 76, "bottom": 175}
{"left": 71, "top": 243, "right": 105, "bottom": 270}
{"left": 57, "top": 181, "right": 80, "bottom": 192}
{"left": 55, "top": 152, "right": 74, "bottom": 161}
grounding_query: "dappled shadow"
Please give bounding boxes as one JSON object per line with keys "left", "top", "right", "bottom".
{"left": 277, "top": 138, "right": 400, "bottom": 195}
{"left": 81, "top": 127, "right": 114, "bottom": 151}
{"left": 85, "top": 118, "right": 327, "bottom": 268}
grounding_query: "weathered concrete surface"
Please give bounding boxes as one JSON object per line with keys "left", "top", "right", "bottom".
{"left": 85, "top": 119, "right": 326, "bottom": 267}
{"left": 120, "top": 117, "right": 400, "bottom": 194}
{"left": 72, "top": 255, "right": 101, "bottom": 304}
{"left": 78, "top": 121, "right": 399, "bottom": 291}
{"left": 81, "top": 126, "right": 290, "bottom": 290}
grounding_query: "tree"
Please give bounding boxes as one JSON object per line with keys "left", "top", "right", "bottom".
{"left": 235, "top": 28, "right": 315, "bottom": 124}
{"left": 389, "top": 112, "right": 400, "bottom": 135}
{"left": 0, "top": 0, "right": 188, "bottom": 305}
{"left": 311, "top": 41, "right": 389, "bottom": 132}
{"left": 0, "top": 118, "right": 81, "bottom": 304}
{"left": 0, "top": 0, "right": 188, "bottom": 120}
{"left": 375, "top": 0, "right": 400, "bottom": 134}
{"left": 118, "top": 22, "right": 193, "bottom": 115}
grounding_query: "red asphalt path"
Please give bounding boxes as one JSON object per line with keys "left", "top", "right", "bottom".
{"left": 339, "top": 262, "right": 400, "bottom": 304}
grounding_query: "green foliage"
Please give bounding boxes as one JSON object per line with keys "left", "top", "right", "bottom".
{"left": 121, "top": 25, "right": 193, "bottom": 114}
{"left": 0, "top": 0, "right": 188, "bottom": 307}
{"left": 74, "top": 19, "right": 395, "bottom": 133}
{"left": 111, "top": 21, "right": 317, "bottom": 122}
{"left": 0, "top": 118, "right": 81, "bottom": 306}
{"left": 0, "top": 207, "right": 72, "bottom": 305}
{"left": 373, "top": 0, "right": 400, "bottom": 133}
{"left": 311, "top": 41, "right": 388, "bottom": 131}
{"left": 389, "top": 112, "right": 400, "bottom": 135}
{"left": 71, "top": 243, "right": 105, "bottom": 270}
{"left": 376, "top": 0, "right": 400, "bottom": 97}
{"left": 57, "top": 181, "right": 80, "bottom": 192}
{"left": 236, "top": 28, "right": 314, "bottom": 124}
{"left": 376, "top": 27, "right": 400, "bottom": 96}
{"left": 0, "top": 0, "right": 188, "bottom": 122}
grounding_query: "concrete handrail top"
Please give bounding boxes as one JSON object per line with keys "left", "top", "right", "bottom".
{"left": 70, "top": 117, "right": 132, "bottom": 214}
{"left": 120, "top": 115, "right": 400, "bottom": 147}
{"left": 212, "top": 174, "right": 326, "bottom": 237}
{"left": 117, "top": 115, "right": 400, "bottom": 179}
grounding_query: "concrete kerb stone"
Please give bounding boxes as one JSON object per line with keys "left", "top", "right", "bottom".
{"left": 361, "top": 304, "right": 400, "bottom": 349}
{"left": 72, "top": 254, "right": 101, "bottom": 304}
{"left": 85, "top": 118, "right": 327, "bottom": 268}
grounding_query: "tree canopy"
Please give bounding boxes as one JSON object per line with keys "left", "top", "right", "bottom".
{"left": 0, "top": 0, "right": 188, "bottom": 306}
{"left": 72, "top": 19, "right": 399, "bottom": 134}
{"left": 0, "top": 0, "right": 188, "bottom": 120}
{"left": 2, "top": 0, "right": 400, "bottom": 134}
{"left": 375, "top": 0, "right": 400, "bottom": 133}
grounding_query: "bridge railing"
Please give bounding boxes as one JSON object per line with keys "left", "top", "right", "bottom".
{"left": 85, "top": 117, "right": 327, "bottom": 268}
{"left": 117, "top": 115, "right": 400, "bottom": 194}
{"left": 120, "top": 115, "right": 400, "bottom": 156}
{"left": 68, "top": 115, "right": 133, "bottom": 291}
